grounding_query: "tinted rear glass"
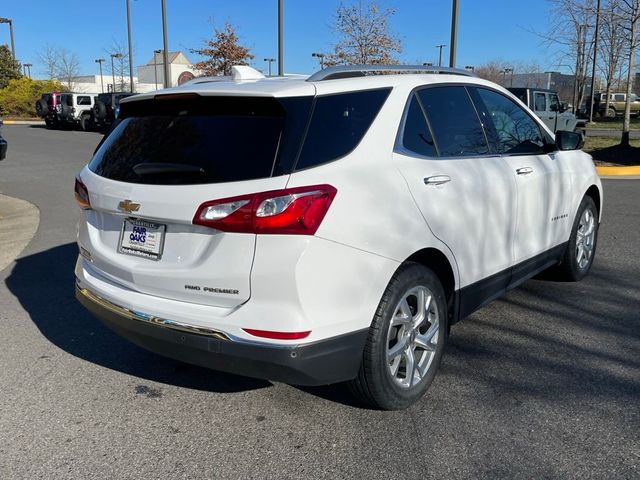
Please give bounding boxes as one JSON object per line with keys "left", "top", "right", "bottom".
{"left": 89, "top": 96, "right": 312, "bottom": 185}
{"left": 402, "top": 94, "right": 437, "bottom": 157}
{"left": 418, "top": 86, "right": 489, "bottom": 157}
{"left": 295, "top": 88, "right": 391, "bottom": 170}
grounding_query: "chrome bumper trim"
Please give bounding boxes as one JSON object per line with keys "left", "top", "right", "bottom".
{"left": 76, "top": 284, "right": 229, "bottom": 341}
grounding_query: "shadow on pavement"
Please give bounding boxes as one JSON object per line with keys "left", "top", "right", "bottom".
{"left": 5, "top": 242, "right": 271, "bottom": 394}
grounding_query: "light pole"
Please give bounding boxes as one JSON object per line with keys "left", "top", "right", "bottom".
{"left": 161, "top": 0, "right": 171, "bottom": 88}
{"left": 111, "top": 53, "right": 123, "bottom": 93}
{"left": 24, "top": 63, "right": 32, "bottom": 78}
{"left": 311, "top": 52, "right": 325, "bottom": 69}
{"left": 0, "top": 18, "right": 15, "bottom": 60}
{"left": 126, "top": 0, "right": 135, "bottom": 92}
{"left": 588, "top": 0, "right": 601, "bottom": 123}
{"left": 504, "top": 67, "right": 514, "bottom": 86}
{"left": 449, "top": 0, "right": 458, "bottom": 68}
{"left": 436, "top": 44, "right": 446, "bottom": 67}
{"left": 264, "top": 57, "right": 275, "bottom": 76}
{"left": 95, "top": 58, "right": 105, "bottom": 93}
{"left": 278, "top": 0, "right": 284, "bottom": 76}
{"left": 154, "top": 49, "right": 162, "bottom": 89}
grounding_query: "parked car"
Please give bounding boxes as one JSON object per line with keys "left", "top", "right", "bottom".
{"left": 508, "top": 87, "right": 586, "bottom": 136}
{"left": 0, "top": 118, "right": 7, "bottom": 161}
{"left": 75, "top": 65, "right": 602, "bottom": 410}
{"left": 35, "top": 92, "right": 65, "bottom": 129}
{"left": 92, "top": 92, "right": 136, "bottom": 130}
{"left": 591, "top": 92, "right": 640, "bottom": 118}
{"left": 57, "top": 93, "right": 98, "bottom": 131}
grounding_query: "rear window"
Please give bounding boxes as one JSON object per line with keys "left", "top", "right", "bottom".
{"left": 418, "top": 86, "right": 489, "bottom": 157}
{"left": 89, "top": 96, "right": 312, "bottom": 185}
{"left": 97, "top": 94, "right": 113, "bottom": 106}
{"left": 294, "top": 88, "right": 390, "bottom": 171}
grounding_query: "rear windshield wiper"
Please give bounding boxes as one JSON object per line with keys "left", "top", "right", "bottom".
{"left": 132, "top": 163, "right": 206, "bottom": 177}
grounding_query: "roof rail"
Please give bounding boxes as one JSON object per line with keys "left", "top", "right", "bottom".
{"left": 307, "top": 64, "right": 476, "bottom": 82}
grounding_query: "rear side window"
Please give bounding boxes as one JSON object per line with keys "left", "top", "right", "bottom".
{"left": 401, "top": 94, "right": 437, "bottom": 157}
{"left": 417, "top": 86, "right": 489, "bottom": 157}
{"left": 90, "top": 96, "right": 312, "bottom": 185}
{"left": 295, "top": 88, "right": 390, "bottom": 171}
{"left": 534, "top": 92, "right": 546, "bottom": 111}
{"left": 77, "top": 96, "right": 91, "bottom": 106}
{"left": 472, "top": 87, "right": 545, "bottom": 155}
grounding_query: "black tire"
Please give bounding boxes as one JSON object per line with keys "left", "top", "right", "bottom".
{"left": 80, "top": 114, "right": 92, "bottom": 132}
{"left": 552, "top": 196, "right": 599, "bottom": 281}
{"left": 606, "top": 107, "right": 616, "bottom": 118}
{"left": 349, "top": 262, "right": 448, "bottom": 410}
{"left": 44, "top": 118, "right": 55, "bottom": 129}
{"left": 35, "top": 98, "right": 49, "bottom": 117}
{"left": 93, "top": 101, "right": 107, "bottom": 120}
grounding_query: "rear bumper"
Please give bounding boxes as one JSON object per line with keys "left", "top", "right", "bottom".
{"left": 76, "top": 284, "right": 368, "bottom": 386}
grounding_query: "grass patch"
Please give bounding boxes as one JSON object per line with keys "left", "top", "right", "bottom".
{"left": 584, "top": 136, "right": 640, "bottom": 166}
{"left": 586, "top": 117, "right": 640, "bottom": 130}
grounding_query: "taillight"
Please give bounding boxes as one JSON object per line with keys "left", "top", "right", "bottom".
{"left": 242, "top": 328, "right": 311, "bottom": 340}
{"left": 74, "top": 177, "right": 91, "bottom": 209}
{"left": 193, "top": 184, "right": 337, "bottom": 235}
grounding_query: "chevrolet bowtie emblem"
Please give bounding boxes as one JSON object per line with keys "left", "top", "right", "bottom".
{"left": 118, "top": 200, "right": 141, "bottom": 213}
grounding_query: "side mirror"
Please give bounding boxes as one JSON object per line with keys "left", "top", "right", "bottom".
{"left": 555, "top": 130, "right": 584, "bottom": 151}
{"left": 559, "top": 102, "right": 568, "bottom": 113}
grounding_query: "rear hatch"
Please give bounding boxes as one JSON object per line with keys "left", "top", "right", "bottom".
{"left": 79, "top": 93, "right": 313, "bottom": 308}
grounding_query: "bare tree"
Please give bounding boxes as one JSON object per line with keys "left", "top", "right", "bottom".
{"left": 326, "top": 0, "right": 402, "bottom": 65}
{"left": 539, "top": 0, "right": 598, "bottom": 112}
{"left": 475, "top": 60, "right": 513, "bottom": 84}
{"left": 618, "top": 0, "right": 640, "bottom": 145}
{"left": 55, "top": 49, "right": 80, "bottom": 90}
{"left": 598, "top": 0, "right": 627, "bottom": 116}
{"left": 38, "top": 44, "right": 59, "bottom": 80}
{"left": 191, "top": 22, "right": 254, "bottom": 76}
{"left": 104, "top": 40, "right": 130, "bottom": 92}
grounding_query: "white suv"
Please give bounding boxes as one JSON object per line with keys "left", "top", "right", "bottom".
{"left": 75, "top": 65, "right": 602, "bottom": 410}
{"left": 57, "top": 93, "right": 97, "bottom": 130}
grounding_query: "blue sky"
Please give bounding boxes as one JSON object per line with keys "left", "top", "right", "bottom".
{"left": 1, "top": 0, "right": 557, "bottom": 78}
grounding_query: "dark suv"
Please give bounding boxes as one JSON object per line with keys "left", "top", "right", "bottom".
{"left": 35, "top": 92, "right": 65, "bottom": 129}
{"left": 92, "top": 93, "right": 136, "bottom": 129}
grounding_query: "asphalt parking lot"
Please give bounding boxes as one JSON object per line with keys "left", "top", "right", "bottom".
{"left": 0, "top": 125, "right": 638, "bottom": 479}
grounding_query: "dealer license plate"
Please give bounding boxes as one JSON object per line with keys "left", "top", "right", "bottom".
{"left": 118, "top": 218, "right": 166, "bottom": 260}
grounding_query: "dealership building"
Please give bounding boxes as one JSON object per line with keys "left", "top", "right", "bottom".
{"left": 65, "top": 51, "right": 199, "bottom": 94}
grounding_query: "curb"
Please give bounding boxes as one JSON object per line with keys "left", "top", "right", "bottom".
{"left": 0, "top": 194, "right": 40, "bottom": 273}
{"left": 2, "top": 120, "right": 45, "bottom": 125}
{"left": 596, "top": 165, "right": 640, "bottom": 176}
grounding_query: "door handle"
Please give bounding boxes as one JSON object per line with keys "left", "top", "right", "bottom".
{"left": 424, "top": 175, "right": 451, "bottom": 186}
{"left": 516, "top": 167, "right": 534, "bottom": 175}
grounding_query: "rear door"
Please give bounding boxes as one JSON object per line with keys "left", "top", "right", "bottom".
{"left": 78, "top": 94, "right": 312, "bottom": 308}
{"left": 394, "top": 86, "right": 517, "bottom": 305}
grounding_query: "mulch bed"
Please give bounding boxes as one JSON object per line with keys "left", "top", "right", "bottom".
{"left": 586, "top": 144, "right": 640, "bottom": 166}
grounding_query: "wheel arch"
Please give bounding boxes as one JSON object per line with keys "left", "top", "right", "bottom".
{"left": 585, "top": 184, "right": 601, "bottom": 217}
{"left": 404, "top": 248, "right": 457, "bottom": 324}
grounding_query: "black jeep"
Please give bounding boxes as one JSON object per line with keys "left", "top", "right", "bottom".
{"left": 92, "top": 93, "right": 136, "bottom": 129}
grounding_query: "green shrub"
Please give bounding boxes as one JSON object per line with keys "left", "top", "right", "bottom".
{"left": 0, "top": 77, "right": 68, "bottom": 118}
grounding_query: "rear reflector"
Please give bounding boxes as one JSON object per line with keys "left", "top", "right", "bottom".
{"left": 74, "top": 177, "right": 91, "bottom": 210}
{"left": 242, "top": 328, "right": 311, "bottom": 340}
{"left": 193, "top": 184, "right": 337, "bottom": 235}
